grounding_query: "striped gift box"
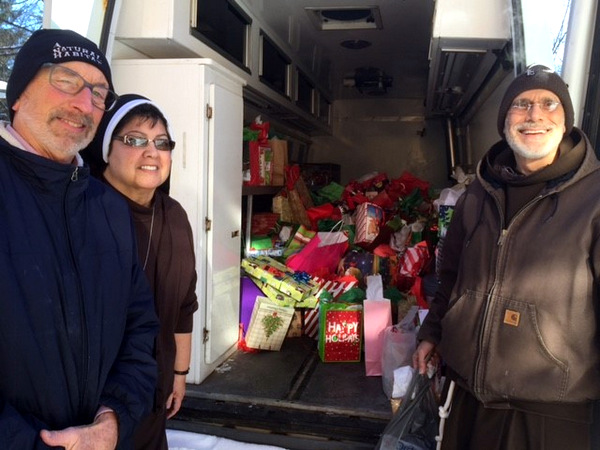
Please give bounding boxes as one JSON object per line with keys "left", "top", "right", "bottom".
{"left": 304, "top": 277, "right": 358, "bottom": 339}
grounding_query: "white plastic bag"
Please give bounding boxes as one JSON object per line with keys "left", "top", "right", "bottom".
{"left": 381, "top": 306, "right": 418, "bottom": 398}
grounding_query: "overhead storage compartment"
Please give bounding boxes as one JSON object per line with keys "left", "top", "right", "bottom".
{"left": 426, "top": 0, "right": 511, "bottom": 118}
{"left": 112, "top": 0, "right": 332, "bottom": 136}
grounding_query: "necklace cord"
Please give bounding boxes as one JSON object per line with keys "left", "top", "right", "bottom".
{"left": 142, "top": 205, "right": 155, "bottom": 271}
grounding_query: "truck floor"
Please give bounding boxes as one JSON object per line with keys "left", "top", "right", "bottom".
{"left": 168, "top": 336, "right": 393, "bottom": 449}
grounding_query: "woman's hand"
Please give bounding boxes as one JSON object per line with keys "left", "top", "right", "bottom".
{"left": 166, "top": 374, "right": 187, "bottom": 419}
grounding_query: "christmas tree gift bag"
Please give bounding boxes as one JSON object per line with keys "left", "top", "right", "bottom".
{"left": 245, "top": 296, "right": 295, "bottom": 351}
{"left": 318, "top": 299, "right": 363, "bottom": 362}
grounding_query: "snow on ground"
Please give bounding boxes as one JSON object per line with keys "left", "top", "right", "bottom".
{"left": 167, "top": 429, "right": 287, "bottom": 450}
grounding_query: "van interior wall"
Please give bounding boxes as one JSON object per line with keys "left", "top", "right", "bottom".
{"left": 463, "top": 74, "right": 513, "bottom": 166}
{"left": 309, "top": 97, "right": 451, "bottom": 189}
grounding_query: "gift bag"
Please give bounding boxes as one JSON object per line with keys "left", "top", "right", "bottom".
{"left": 272, "top": 192, "right": 294, "bottom": 223}
{"left": 318, "top": 300, "right": 363, "bottom": 362}
{"left": 363, "top": 274, "right": 392, "bottom": 376}
{"left": 375, "top": 373, "right": 439, "bottom": 450}
{"left": 286, "top": 222, "right": 349, "bottom": 277}
{"left": 245, "top": 296, "right": 295, "bottom": 351}
{"left": 270, "top": 138, "right": 288, "bottom": 186}
{"left": 304, "top": 276, "right": 359, "bottom": 339}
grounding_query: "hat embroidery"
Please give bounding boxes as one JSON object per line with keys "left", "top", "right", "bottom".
{"left": 52, "top": 42, "right": 104, "bottom": 66}
{"left": 525, "top": 65, "right": 554, "bottom": 77}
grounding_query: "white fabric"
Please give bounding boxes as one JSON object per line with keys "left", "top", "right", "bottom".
{"left": 167, "top": 429, "right": 287, "bottom": 450}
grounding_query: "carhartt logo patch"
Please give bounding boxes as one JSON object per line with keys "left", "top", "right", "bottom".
{"left": 503, "top": 309, "right": 520, "bottom": 327}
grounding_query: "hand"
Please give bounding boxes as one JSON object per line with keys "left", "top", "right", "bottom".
{"left": 412, "top": 340, "right": 437, "bottom": 375}
{"left": 39, "top": 411, "right": 118, "bottom": 450}
{"left": 166, "top": 374, "right": 187, "bottom": 419}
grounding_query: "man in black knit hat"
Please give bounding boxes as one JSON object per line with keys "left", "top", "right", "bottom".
{"left": 0, "top": 29, "right": 158, "bottom": 449}
{"left": 414, "top": 64, "right": 600, "bottom": 449}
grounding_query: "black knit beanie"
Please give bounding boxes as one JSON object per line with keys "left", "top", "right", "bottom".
{"left": 7, "top": 29, "right": 113, "bottom": 121}
{"left": 497, "top": 64, "right": 574, "bottom": 139}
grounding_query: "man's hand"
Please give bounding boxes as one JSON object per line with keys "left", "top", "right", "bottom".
{"left": 39, "top": 411, "right": 118, "bottom": 450}
{"left": 413, "top": 340, "right": 437, "bottom": 375}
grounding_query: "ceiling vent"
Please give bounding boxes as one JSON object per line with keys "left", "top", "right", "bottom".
{"left": 344, "top": 67, "right": 393, "bottom": 95}
{"left": 306, "top": 6, "right": 383, "bottom": 31}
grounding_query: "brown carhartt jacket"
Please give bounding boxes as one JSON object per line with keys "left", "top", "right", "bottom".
{"left": 419, "top": 128, "right": 600, "bottom": 412}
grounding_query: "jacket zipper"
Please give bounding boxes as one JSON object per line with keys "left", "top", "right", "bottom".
{"left": 472, "top": 192, "right": 545, "bottom": 399}
{"left": 66, "top": 166, "right": 89, "bottom": 410}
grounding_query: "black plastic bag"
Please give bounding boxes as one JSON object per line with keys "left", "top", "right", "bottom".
{"left": 376, "top": 373, "right": 439, "bottom": 450}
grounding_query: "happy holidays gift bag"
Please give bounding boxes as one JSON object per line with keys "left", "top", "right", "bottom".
{"left": 318, "top": 299, "right": 363, "bottom": 362}
{"left": 363, "top": 274, "right": 392, "bottom": 376}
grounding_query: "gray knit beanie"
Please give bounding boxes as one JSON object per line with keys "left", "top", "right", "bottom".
{"left": 497, "top": 64, "right": 573, "bottom": 139}
{"left": 7, "top": 29, "right": 113, "bottom": 120}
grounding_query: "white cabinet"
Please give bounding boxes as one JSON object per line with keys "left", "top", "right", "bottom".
{"left": 111, "top": 59, "right": 245, "bottom": 383}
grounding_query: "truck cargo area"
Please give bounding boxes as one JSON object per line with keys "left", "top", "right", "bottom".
{"left": 169, "top": 336, "right": 392, "bottom": 449}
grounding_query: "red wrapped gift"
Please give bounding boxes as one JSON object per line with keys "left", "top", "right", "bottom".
{"left": 251, "top": 212, "right": 280, "bottom": 235}
{"left": 247, "top": 141, "right": 273, "bottom": 186}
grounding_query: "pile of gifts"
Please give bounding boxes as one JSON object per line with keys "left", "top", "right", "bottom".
{"left": 245, "top": 168, "right": 438, "bottom": 290}
{"left": 239, "top": 168, "right": 448, "bottom": 364}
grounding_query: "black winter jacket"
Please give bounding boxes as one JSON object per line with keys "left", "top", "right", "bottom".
{"left": 419, "top": 128, "right": 600, "bottom": 411}
{"left": 0, "top": 129, "right": 159, "bottom": 449}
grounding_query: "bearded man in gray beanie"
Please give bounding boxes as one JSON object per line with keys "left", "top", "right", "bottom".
{"left": 414, "top": 64, "right": 600, "bottom": 449}
{"left": 0, "top": 29, "right": 158, "bottom": 449}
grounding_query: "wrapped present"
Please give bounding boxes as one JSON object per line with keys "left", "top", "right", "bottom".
{"left": 241, "top": 255, "right": 320, "bottom": 302}
{"left": 339, "top": 250, "right": 391, "bottom": 288}
{"left": 251, "top": 212, "right": 280, "bottom": 235}
{"left": 286, "top": 310, "right": 303, "bottom": 338}
{"left": 354, "top": 202, "right": 384, "bottom": 247}
{"left": 245, "top": 296, "right": 295, "bottom": 351}
{"left": 398, "top": 241, "right": 430, "bottom": 278}
{"left": 249, "top": 275, "right": 318, "bottom": 308}
{"left": 240, "top": 276, "right": 263, "bottom": 337}
{"left": 318, "top": 300, "right": 363, "bottom": 362}
{"left": 247, "top": 141, "right": 273, "bottom": 186}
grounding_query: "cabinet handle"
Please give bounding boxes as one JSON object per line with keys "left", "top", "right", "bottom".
{"left": 231, "top": 230, "right": 240, "bottom": 238}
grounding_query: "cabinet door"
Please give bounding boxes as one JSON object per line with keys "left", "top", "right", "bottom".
{"left": 204, "top": 80, "right": 243, "bottom": 364}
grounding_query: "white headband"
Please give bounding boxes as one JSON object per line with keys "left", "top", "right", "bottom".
{"left": 101, "top": 98, "right": 174, "bottom": 162}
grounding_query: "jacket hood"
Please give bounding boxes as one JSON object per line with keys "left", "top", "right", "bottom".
{"left": 478, "top": 127, "right": 599, "bottom": 194}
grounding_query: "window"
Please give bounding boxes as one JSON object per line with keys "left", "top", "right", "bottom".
{"left": 296, "top": 70, "right": 314, "bottom": 114}
{"left": 317, "top": 91, "right": 331, "bottom": 125}
{"left": 259, "top": 32, "right": 290, "bottom": 97}
{"left": 192, "top": 0, "right": 250, "bottom": 68}
{"left": 519, "top": 0, "right": 571, "bottom": 71}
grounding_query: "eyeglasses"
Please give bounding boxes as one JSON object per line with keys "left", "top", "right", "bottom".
{"left": 113, "top": 135, "right": 176, "bottom": 151}
{"left": 43, "top": 63, "right": 119, "bottom": 111}
{"left": 510, "top": 99, "right": 562, "bottom": 113}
